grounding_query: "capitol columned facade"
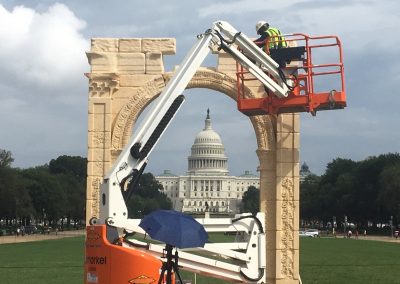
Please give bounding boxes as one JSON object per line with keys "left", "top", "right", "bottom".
{"left": 156, "top": 109, "right": 259, "bottom": 214}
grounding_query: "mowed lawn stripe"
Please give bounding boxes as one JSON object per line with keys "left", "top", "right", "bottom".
{"left": 300, "top": 237, "right": 400, "bottom": 284}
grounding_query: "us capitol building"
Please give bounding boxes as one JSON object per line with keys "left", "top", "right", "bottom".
{"left": 156, "top": 109, "right": 259, "bottom": 214}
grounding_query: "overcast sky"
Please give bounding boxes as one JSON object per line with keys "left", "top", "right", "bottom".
{"left": 0, "top": 0, "right": 399, "bottom": 176}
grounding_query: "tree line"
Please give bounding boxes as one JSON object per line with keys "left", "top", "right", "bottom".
{"left": 0, "top": 149, "right": 171, "bottom": 231}
{"left": 2, "top": 148, "right": 399, "bottom": 233}
{"left": 0, "top": 150, "right": 87, "bottom": 229}
{"left": 301, "top": 153, "right": 400, "bottom": 232}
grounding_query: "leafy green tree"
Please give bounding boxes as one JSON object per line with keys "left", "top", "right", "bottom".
{"left": 49, "top": 155, "right": 87, "bottom": 226}
{"left": 0, "top": 166, "right": 19, "bottom": 223}
{"left": 378, "top": 163, "right": 400, "bottom": 222}
{"left": 127, "top": 173, "right": 172, "bottom": 218}
{"left": 300, "top": 174, "right": 321, "bottom": 220}
{"left": 0, "top": 149, "right": 14, "bottom": 168}
{"left": 22, "top": 166, "right": 68, "bottom": 225}
{"left": 49, "top": 155, "right": 87, "bottom": 180}
{"left": 300, "top": 153, "right": 400, "bottom": 229}
{"left": 0, "top": 166, "right": 35, "bottom": 226}
{"left": 241, "top": 186, "right": 259, "bottom": 215}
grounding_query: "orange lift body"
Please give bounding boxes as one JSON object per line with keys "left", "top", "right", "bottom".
{"left": 237, "top": 33, "right": 346, "bottom": 116}
{"left": 84, "top": 225, "right": 163, "bottom": 284}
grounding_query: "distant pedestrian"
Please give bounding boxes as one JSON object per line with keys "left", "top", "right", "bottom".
{"left": 363, "top": 229, "right": 367, "bottom": 237}
{"left": 355, "top": 230, "right": 359, "bottom": 239}
{"left": 348, "top": 230, "right": 352, "bottom": 238}
{"left": 395, "top": 230, "right": 399, "bottom": 239}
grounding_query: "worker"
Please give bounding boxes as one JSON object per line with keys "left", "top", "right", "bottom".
{"left": 254, "top": 21, "right": 287, "bottom": 51}
{"left": 254, "top": 21, "right": 289, "bottom": 68}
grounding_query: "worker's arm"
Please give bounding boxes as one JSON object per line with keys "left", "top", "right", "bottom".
{"left": 254, "top": 33, "right": 268, "bottom": 47}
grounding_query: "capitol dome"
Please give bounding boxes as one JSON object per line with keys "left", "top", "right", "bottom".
{"left": 187, "top": 109, "right": 228, "bottom": 176}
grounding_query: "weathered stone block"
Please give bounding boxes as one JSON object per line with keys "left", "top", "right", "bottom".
{"left": 86, "top": 199, "right": 100, "bottom": 220}
{"left": 142, "top": 38, "right": 176, "bottom": 55}
{"left": 117, "top": 53, "right": 145, "bottom": 66}
{"left": 276, "top": 132, "right": 300, "bottom": 149}
{"left": 87, "top": 52, "right": 114, "bottom": 65}
{"left": 87, "top": 52, "right": 118, "bottom": 72}
{"left": 257, "top": 149, "right": 276, "bottom": 163}
{"left": 276, "top": 230, "right": 296, "bottom": 250}
{"left": 145, "top": 53, "right": 164, "bottom": 74}
{"left": 88, "top": 111, "right": 112, "bottom": 133}
{"left": 87, "top": 130, "right": 111, "bottom": 149}
{"left": 88, "top": 148, "right": 111, "bottom": 163}
{"left": 119, "top": 38, "right": 141, "bottom": 52}
{"left": 272, "top": 200, "right": 299, "bottom": 230}
{"left": 218, "top": 53, "right": 236, "bottom": 65}
{"left": 86, "top": 176, "right": 102, "bottom": 200}
{"left": 275, "top": 249, "right": 296, "bottom": 280}
{"left": 117, "top": 65, "right": 146, "bottom": 73}
{"left": 216, "top": 64, "right": 237, "bottom": 73}
{"left": 265, "top": 231, "right": 277, "bottom": 251}
{"left": 112, "top": 95, "right": 140, "bottom": 116}
{"left": 276, "top": 162, "right": 295, "bottom": 178}
{"left": 88, "top": 100, "right": 111, "bottom": 114}
{"left": 87, "top": 161, "right": 107, "bottom": 177}
{"left": 119, "top": 74, "right": 162, "bottom": 87}
{"left": 277, "top": 113, "right": 299, "bottom": 133}
{"left": 91, "top": 38, "right": 118, "bottom": 52}
{"left": 112, "top": 87, "right": 141, "bottom": 99}
{"left": 91, "top": 64, "right": 117, "bottom": 72}
{"left": 276, "top": 148, "right": 300, "bottom": 163}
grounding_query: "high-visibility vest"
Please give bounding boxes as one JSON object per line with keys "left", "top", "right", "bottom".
{"left": 265, "top": 27, "right": 287, "bottom": 50}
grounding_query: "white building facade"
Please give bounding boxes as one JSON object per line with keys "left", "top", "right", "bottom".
{"left": 156, "top": 109, "right": 259, "bottom": 213}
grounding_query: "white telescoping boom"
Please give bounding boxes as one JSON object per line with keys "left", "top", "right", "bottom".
{"left": 98, "top": 21, "right": 289, "bottom": 230}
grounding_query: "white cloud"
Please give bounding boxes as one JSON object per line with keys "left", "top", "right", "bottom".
{"left": 199, "top": 0, "right": 400, "bottom": 52}
{"left": 0, "top": 3, "right": 88, "bottom": 90}
{"left": 198, "top": 0, "right": 295, "bottom": 18}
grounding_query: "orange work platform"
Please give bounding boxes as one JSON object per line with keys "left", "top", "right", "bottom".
{"left": 237, "top": 34, "right": 346, "bottom": 116}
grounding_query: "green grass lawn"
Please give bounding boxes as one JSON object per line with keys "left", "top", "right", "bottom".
{"left": 1, "top": 236, "right": 399, "bottom": 284}
{"left": 0, "top": 236, "right": 84, "bottom": 284}
{"left": 300, "top": 237, "right": 400, "bottom": 284}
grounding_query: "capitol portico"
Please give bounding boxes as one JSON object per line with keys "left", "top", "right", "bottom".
{"left": 156, "top": 109, "right": 259, "bottom": 213}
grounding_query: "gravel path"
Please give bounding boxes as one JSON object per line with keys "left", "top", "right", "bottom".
{"left": 0, "top": 230, "right": 85, "bottom": 244}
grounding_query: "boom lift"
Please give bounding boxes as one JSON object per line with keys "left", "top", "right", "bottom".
{"left": 85, "top": 21, "right": 346, "bottom": 284}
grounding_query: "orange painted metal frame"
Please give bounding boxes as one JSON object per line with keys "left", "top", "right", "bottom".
{"left": 237, "top": 34, "right": 346, "bottom": 116}
{"left": 84, "top": 225, "right": 165, "bottom": 284}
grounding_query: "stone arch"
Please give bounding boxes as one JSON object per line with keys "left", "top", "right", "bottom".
{"left": 111, "top": 68, "right": 275, "bottom": 158}
{"left": 86, "top": 37, "right": 300, "bottom": 284}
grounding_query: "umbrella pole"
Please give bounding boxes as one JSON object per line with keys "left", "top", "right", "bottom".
{"left": 157, "top": 244, "right": 184, "bottom": 284}
{"left": 173, "top": 250, "right": 184, "bottom": 284}
{"left": 166, "top": 244, "right": 173, "bottom": 284}
{"left": 158, "top": 244, "right": 174, "bottom": 284}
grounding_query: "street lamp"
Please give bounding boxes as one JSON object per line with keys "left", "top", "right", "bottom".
{"left": 333, "top": 216, "right": 336, "bottom": 236}
{"left": 390, "top": 215, "right": 393, "bottom": 238}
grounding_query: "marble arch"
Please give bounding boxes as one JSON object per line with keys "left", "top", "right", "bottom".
{"left": 86, "top": 38, "right": 300, "bottom": 284}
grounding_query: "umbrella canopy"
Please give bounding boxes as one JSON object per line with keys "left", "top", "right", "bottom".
{"left": 139, "top": 210, "right": 208, "bottom": 249}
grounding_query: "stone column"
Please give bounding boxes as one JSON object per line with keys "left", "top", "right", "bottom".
{"left": 85, "top": 37, "right": 175, "bottom": 221}
{"left": 257, "top": 113, "right": 300, "bottom": 284}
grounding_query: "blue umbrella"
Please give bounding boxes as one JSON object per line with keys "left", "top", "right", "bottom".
{"left": 139, "top": 210, "right": 208, "bottom": 248}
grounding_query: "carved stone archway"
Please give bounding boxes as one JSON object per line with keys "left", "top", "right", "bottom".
{"left": 86, "top": 38, "right": 300, "bottom": 284}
